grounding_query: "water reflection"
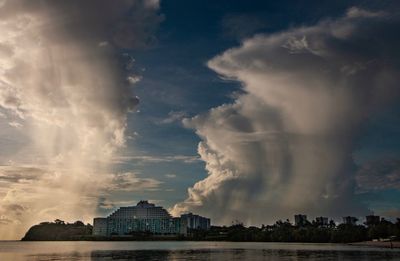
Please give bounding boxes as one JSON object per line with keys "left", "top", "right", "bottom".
{"left": 2, "top": 242, "right": 400, "bottom": 261}
{"left": 28, "top": 249, "right": 400, "bottom": 261}
{"left": 88, "top": 249, "right": 399, "bottom": 261}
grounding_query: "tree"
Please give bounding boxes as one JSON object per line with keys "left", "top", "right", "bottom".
{"left": 54, "top": 219, "right": 65, "bottom": 225}
{"left": 73, "top": 221, "right": 85, "bottom": 226}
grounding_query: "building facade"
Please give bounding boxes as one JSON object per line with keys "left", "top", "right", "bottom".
{"left": 294, "top": 214, "right": 308, "bottom": 227}
{"left": 365, "top": 215, "right": 380, "bottom": 226}
{"left": 315, "top": 216, "right": 328, "bottom": 227}
{"left": 93, "top": 217, "right": 108, "bottom": 236}
{"left": 181, "top": 213, "right": 211, "bottom": 230}
{"left": 342, "top": 216, "right": 358, "bottom": 225}
{"left": 93, "top": 200, "right": 209, "bottom": 237}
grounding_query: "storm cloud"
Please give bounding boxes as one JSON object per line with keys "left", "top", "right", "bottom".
{"left": 0, "top": 0, "right": 161, "bottom": 239}
{"left": 173, "top": 7, "right": 400, "bottom": 225}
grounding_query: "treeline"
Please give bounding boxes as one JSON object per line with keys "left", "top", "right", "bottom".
{"left": 190, "top": 219, "right": 400, "bottom": 243}
{"left": 21, "top": 219, "right": 93, "bottom": 241}
{"left": 22, "top": 218, "right": 400, "bottom": 243}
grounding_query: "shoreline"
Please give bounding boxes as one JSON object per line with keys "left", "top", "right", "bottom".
{"left": 15, "top": 238, "right": 400, "bottom": 249}
{"left": 350, "top": 241, "right": 400, "bottom": 249}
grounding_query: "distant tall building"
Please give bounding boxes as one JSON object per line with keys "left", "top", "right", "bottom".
{"left": 294, "top": 214, "right": 308, "bottom": 227}
{"left": 315, "top": 216, "right": 328, "bottom": 227}
{"left": 92, "top": 200, "right": 210, "bottom": 237}
{"left": 365, "top": 215, "right": 380, "bottom": 226}
{"left": 181, "top": 213, "right": 210, "bottom": 230}
{"left": 93, "top": 217, "right": 108, "bottom": 236}
{"left": 342, "top": 216, "right": 358, "bottom": 225}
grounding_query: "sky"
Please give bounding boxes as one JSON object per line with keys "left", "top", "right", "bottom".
{"left": 0, "top": 0, "right": 400, "bottom": 239}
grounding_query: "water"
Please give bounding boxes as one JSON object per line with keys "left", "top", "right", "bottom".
{"left": 0, "top": 241, "right": 399, "bottom": 260}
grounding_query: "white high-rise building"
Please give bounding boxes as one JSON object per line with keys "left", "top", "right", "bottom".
{"left": 93, "top": 200, "right": 210, "bottom": 237}
{"left": 108, "top": 200, "right": 171, "bottom": 220}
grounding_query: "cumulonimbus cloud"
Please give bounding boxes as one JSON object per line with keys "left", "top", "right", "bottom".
{"left": 172, "top": 7, "right": 400, "bottom": 225}
{"left": 0, "top": 0, "right": 161, "bottom": 239}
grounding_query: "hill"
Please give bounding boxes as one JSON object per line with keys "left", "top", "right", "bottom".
{"left": 21, "top": 219, "right": 92, "bottom": 241}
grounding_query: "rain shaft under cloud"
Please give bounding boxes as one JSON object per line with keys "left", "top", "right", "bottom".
{"left": 172, "top": 7, "right": 400, "bottom": 225}
{"left": 0, "top": 0, "right": 161, "bottom": 239}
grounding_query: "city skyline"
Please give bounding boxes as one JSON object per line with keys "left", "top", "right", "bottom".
{"left": 21, "top": 199, "right": 399, "bottom": 244}
{"left": 0, "top": 0, "right": 400, "bottom": 240}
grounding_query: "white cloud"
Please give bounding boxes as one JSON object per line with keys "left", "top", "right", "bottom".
{"left": 165, "top": 173, "right": 177, "bottom": 178}
{"left": 0, "top": 165, "right": 101, "bottom": 239}
{"left": 98, "top": 197, "right": 115, "bottom": 210}
{"left": 173, "top": 7, "right": 400, "bottom": 224}
{"left": 0, "top": 166, "right": 163, "bottom": 238}
{"left": 127, "top": 75, "right": 143, "bottom": 85}
{"left": 113, "top": 154, "right": 201, "bottom": 164}
{"left": 8, "top": 121, "right": 22, "bottom": 128}
{"left": 282, "top": 36, "right": 309, "bottom": 53}
{"left": 159, "top": 110, "right": 188, "bottom": 124}
{"left": 104, "top": 172, "right": 162, "bottom": 192}
{"left": 346, "top": 7, "right": 386, "bottom": 18}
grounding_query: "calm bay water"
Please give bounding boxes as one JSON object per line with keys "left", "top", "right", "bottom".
{"left": 0, "top": 241, "right": 399, "bottom": 260}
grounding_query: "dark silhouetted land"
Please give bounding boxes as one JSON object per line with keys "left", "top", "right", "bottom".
{"left": 21, "top": 219, "right": 93, "bottom": 241}
{"left": 22, "top": 218, "right": 400, "bottom": 247}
